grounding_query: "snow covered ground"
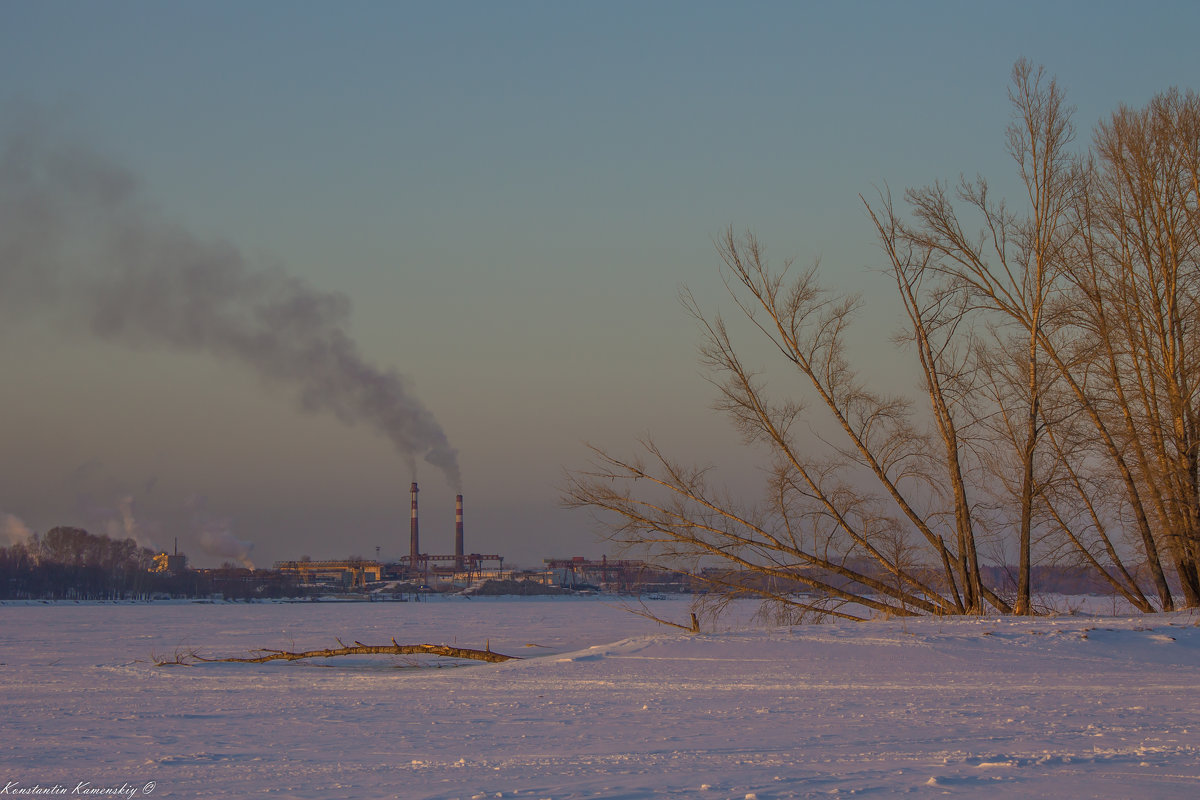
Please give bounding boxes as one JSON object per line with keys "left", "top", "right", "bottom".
{"left": 2, "top": 596, "right": 1199, "bottom": 799}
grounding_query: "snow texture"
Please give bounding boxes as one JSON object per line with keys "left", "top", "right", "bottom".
{"left": 1, "top": 597, "right": 1198, "bottom": 798}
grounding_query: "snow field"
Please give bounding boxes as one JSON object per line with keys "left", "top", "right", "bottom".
{"left": 1, "top": 597, "right": 1198, "bottom": 799}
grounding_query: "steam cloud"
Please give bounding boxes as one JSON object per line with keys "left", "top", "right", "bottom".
{"left": 0, "top": 119, "right": 460, "bottom": 487}
{"left": 186, "top": 494, "right": 254, "bottom": 568}
{"left": 198, "top": 523, "right": 256, "bottom": 570}
{"left": 1, "top": 512, "right": 33, "bottom": 546}
{"left": 101, "top": 495, "right": 156, "bottom": 549}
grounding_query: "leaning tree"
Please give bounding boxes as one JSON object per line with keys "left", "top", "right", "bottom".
{"left": 565, "top": 62, "right": 1200, "bottom": 620}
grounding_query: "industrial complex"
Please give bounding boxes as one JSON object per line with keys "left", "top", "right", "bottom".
{"left": 143, "top": 482, "right": 689, "bottom": 596}
{"left": 274, "top": 484, "right": 504, "bottom": 590}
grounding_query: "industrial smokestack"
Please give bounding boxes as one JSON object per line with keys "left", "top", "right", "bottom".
{"left": 410, "top": 482, "right": 419, "bottom": 567}
{"left": 455, "top": 494, "right": 464, "bottom": 571}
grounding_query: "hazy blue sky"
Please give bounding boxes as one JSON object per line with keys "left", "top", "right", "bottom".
{"left": 1, "top": 1, "right": 1198, "bottom": 567}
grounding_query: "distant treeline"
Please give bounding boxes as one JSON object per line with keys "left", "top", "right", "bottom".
{"left": 1, "top": 526, "right": 1143, "bottom": 604}
{"left": 698, "top": 560, "right": 1145, "bottom": 605}
{"left": 0, "top": 527, "right": 299, "bottom": 600}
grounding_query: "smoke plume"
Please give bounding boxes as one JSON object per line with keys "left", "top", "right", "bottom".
{"left": 0, "top": 119, "right": 460, "bottom": 487}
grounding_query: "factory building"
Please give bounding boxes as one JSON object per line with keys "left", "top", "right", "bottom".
{"left": 151, "top": 552, "right": 188, "bottom": 574}
{"left": 545, "top": 557, "right": 692, "bottom": 593}
{"left": 151, "top": 539, "right": 188, "bottom": 574}
{"left": 274, "top": 559, "right": 383, "bottom": 589}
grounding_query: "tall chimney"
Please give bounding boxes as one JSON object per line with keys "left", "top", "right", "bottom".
{"left": 410, "top": 482, "right": 420, "bottom": 568}
{"left": 455, "top": 494, "right": 464, "bottom": 571}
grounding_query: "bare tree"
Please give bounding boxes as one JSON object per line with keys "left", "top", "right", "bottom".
{"left": 870, "top": 60, "right": 1080, "bottom": 613}
{"left": 566, "top": 63, "right": 1198, "bottom": 619}
{"left": 566, "top": 227, "right": 999, "bottom": 619}
{"left": 1077, "top": 88, "right": 1200, "bottom": 607}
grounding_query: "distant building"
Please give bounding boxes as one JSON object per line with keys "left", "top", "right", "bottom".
{"left": 543, "top": 556, "right": 675, "bottom": 592}
{"left": 151, "top": 552, "right": 188, "bottom": 574}
{"left": 275, "top": 560, "right": 383, "bottom": 589}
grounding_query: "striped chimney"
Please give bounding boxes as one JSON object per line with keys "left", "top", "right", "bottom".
{"left": 409, "top": 482, "right": 419, "bottom": 566}
{"left": 455, "top": 494, "right": 464, "bottom": 571}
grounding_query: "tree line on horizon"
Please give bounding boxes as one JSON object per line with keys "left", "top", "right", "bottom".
{"left": 566, "top": 60, "right": 1200, "bottom": 619}
{"left": 0, "top": 526, "right": 295, "bottom": 600}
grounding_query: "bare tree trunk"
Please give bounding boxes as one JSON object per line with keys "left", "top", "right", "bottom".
{"left": 160, "top": 640, "right": 517, "bottom": 666}
{"left": 1087, "top": 88, "right": 1200, "bottom": 607}
{"left": 879, "top": 61, "right": 1079, "bottom": 615}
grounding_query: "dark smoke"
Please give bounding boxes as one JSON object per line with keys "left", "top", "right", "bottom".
{"left": 0, "top": 120, "right": 460, "bottom": 487}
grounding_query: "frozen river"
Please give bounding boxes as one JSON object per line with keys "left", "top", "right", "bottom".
{"left": 2, "top": 597, "right": 1199, "bottom": 798}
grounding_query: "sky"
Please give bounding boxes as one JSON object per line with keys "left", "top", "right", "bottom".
{"left": 1, "top": 1, "right": 1198, "bottom": 568}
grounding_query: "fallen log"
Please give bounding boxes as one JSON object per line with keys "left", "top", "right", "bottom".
{"left": 172, "top": 638, "right": 517, "bottom": 666}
